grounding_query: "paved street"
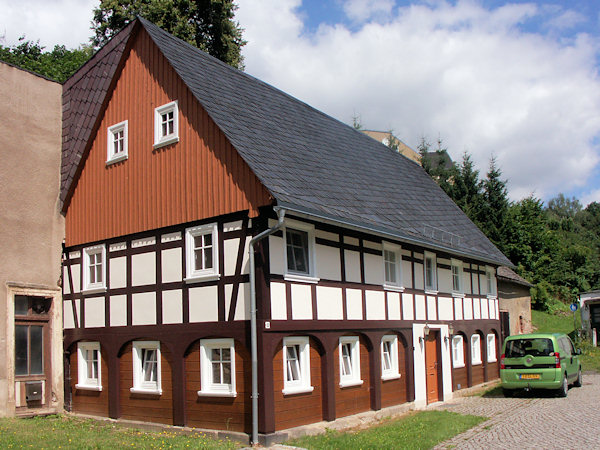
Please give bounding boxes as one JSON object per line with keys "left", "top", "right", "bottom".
{"left": 434, "top": 373, "right": 600, "bottom": 449}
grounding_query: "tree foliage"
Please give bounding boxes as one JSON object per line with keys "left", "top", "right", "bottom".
{"left": 92, "top": 0, "right": 246, "bottom": 69}
{"left": 0, "top": 39, "right": 93, "bottom": 83}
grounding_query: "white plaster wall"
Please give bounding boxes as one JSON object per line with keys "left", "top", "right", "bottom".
{"left": 63, "top": 267, "right": 71, "bottom": 294}
{"left": 344, "top": 250, "right": 361, "bottom": 283}
{"left": 364, "top": 253, "right": 384, "bottom": 285}
{"left": 315, "top": 229, "right": 338, "bottom": 241}
{"left": 344, "top": 236, "right": 359, "bottom": 246}
{"left": 241, "top": 236, "right": 250, "bottom": 275}
{"left": 402, "top": 260, "right": 412, "bottom": 288}
{"left": 316, "top": 286, "right": 343, "bottom": 320}
{"left": 110, "top": 256, "right": 126, "bottom": 289}
{"left": 464, "top": 297, "right": 473, "bottom": 320}
{"left": 427, "top": 296, "right": 437, "bottom": 320}
{"left": 269, "top": 235, "right": 284, "bottom": 275}
{"left": 132, "top": 292, "right": 156, "bottom": 325}
{"left": 481, "top": 298, "right": 489, "bottom": 319}
{"left": 415, "top": 294, "right": 426, "bottom": 320}
{"left": 189, "top": 285, "right": 218, "bottom": 322}
{"left": 414, "top": 262, "right": 424, "bottom": 290}
{"left": 402, "top": 293, "right": 414, "bottom": 320}
{"left": 110, "top": 295, "right": 127, "bottom": 326}
{"left": 71, "top": 264, "right": 81, "bottom": 293}
{"left": 473, "top": 298, "right": 481, "bottom": 319}
{"left": 387, "top": 292, "right": 401, "bottom": 320}
{"left": 225, "top": 283, "right": 251, "bottom": 321}
{"left": 454, "top": 297, "right": 463, "bottom": 320}
{"left": 224, "top": 238, "right": 240, "bottom": 276}
{"left": 63, "top": 300, "right": 75, "bottom": 329}
{"left": 132, "top": 252, "right": 156, "bottom": 286}
{"left": 363, "top": 240, "right": 381, "bottom": 251}
{"left": 346, "top": 288, "right": 363, "bottom": 320}
{"left": 366, "top": 290, "right": 385, "bottom": 320}
{"left": 464, "top": 268, "right": 473, "bottom": 295}
{"left": 161, "top": 248, "right": 182, "bottom": 283}
{"left": 84, "top": 296, "right": 105, "bottom": 328}
{"left": 479, "top": 272, "right": 486, "bottom": 295}
{"left": 438, "top": 267, "right": 452, "bottom": 293}
{"left": 438, "top": 296, "right": 453, "bottom": 321}
{"left": 132, "top": 237, "right": 155, "bottom": 248}
{"left": 223, "top": 220, "right": 243, "bottom": 231}
{"left": 495, "top": 299, "right": 499, "bottom": 319}
{"left": 291, "top": 284, "right": 313, "bottom": 320}
{"left": 316, "top": 244, "right": 341, "bottom": 281}
{"left": 270, "top": 282, "right": 287, "bottom": 320}
{"left": 162, "top": 289, "right": 182, "bottom": 324}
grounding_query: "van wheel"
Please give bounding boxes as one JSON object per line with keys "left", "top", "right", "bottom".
{"left": 574, "top": 369, "right": 582, "bottom": 387}
{"left": 557, "top": 376, "right": 568, "bottom": 397}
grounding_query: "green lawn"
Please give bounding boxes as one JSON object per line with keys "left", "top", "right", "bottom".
{"left": 288, "top": 410, "right": 486, "bottom": 450}
{"left": 0, "top": 415, "right": 238, "bottom": 449}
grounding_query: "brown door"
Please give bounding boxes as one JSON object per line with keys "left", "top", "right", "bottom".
{"left": 425, "top": 330, "right": 441, "bottom": 404}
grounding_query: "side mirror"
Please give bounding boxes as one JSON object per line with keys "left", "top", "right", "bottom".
{"left": 576, "top": 349, "right": 582, "bottom": 355}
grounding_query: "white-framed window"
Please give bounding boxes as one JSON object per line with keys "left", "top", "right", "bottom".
{"left": 471, "top": 334, "right": 482, "bottom": 365}
{"left": 284, "top": 221, "right": 318, "bottom": 282}
{"left": 424, "top": 252, "right": 437, "bottom": 292}
{"left": 131, "top": 341, "right": 162, "bottom": 394}
{"left": 185, "top": 223, "right": 219, "bottom": 281}
{"left": 486, "top": 267, "right": 497, "bottom": 296}
{"left": 282, "top": 336, "right": 313, "bottom": 395}
{"left": 451, "top": 259, "right": 463, "bottom": 294}
{"left": 154, "top": 100, "right": 179, "bottom": 148}
{"left": 76, "top": 342, "right": 102, "bottom": 390}
{"left": 381, "top": 335, "right": 400, "bottom": 380}
{"left": 339, "top": 336, "right": 362, "bottom": 387}
{"left": 198, "top": 338, "right": 236, "bottom": 397}
{"left": 487, "top": 334, "right": 497, "bottom": 362}
{"left": 83, "top": 245, "right": 106, "bottom": 292}
{"left": 383, "top": 242, "right": 403, "bottom": 290}
{"left": 106, "top": 120, "right": 128, "bottom": 164}
{"left": 452, "top": 335, "right": 465, "bottom": 368}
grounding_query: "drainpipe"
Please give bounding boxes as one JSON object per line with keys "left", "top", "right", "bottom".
{"left": 249, "top": 207, "right": 285, "bottom": 445}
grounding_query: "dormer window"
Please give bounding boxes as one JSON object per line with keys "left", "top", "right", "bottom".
{"left": 107, "top": 120, "right": 128, "bottom": 164}
{"left": 154, "top": 101, "right": 179, "bottom": 149}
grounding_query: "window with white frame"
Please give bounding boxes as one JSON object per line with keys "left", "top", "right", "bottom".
{"left": 452, "top": 335, "right": 464, "bottom": 368}
{"left": 107, "top": 120, "right": 128, "bottom": 163}
{"left": 154, "top": 100, "right": 179, "bottom": 148}
{"left": 131, "top": 341, "right": 161, "bottom": 394}
{"left": 471, "top": 334, "right": 482, "bottom": 365}
{"left": 381, "top": 335, "right": 400, "bottom": 380}
{"left": 383, "top": 242, "right": 402, "bottom": 289}
{"left": 83, "top": 245, "right": 106, "bottom": 292}
{"left": 487, "top": 334, "right": 497, "bottom": 362}
{"left": 199, "top": 338, "right": 236, "bottom": 396}
{"left": 282, "top": 336, "right": 313, "bottom": 395}
{"left": 185, "top": 223, "right": 219, "bottom": 281}
{"left": 76, "top": 342, "right": 102, "bottom": 390}
{"left": 284, "top": 222, "right": 317, "bottom": 280}
{"left": 424, "top": 252, "right": 437, "bottom": 292}
{"left": 486, "top": 267, "right": 497, "bottom": 296}
{"left": 339, "top": 336, "right": 362, "bottom": 387}
{"left": 451, "top": 259, "right": 463, "bottom": 294}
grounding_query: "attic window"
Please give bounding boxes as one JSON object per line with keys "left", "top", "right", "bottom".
{"left": 154, "top": 101, "right": 179, "bottom": 149}
{"left": 107, "top": 120, "right": 128, "bottom": 164}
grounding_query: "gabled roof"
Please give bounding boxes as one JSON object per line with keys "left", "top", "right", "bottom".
{"left": 62, "top": 17, "right": 511, "bottom": 267}
{"left": 497, "top": 266, "right": 533, "bottom": 288}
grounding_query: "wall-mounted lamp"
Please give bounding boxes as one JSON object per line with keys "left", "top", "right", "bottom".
{"left": 419, "top": 324, "right": 430, "bottom": 344}
{"left": 444, "top": 324, "right": 455, "bottom": 344}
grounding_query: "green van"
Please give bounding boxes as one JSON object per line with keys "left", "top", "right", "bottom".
{"left": 500, "top": 333, "right": 582, "bottom": 397}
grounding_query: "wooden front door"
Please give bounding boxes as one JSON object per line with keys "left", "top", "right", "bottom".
{"left": 425, "top": 330, "right": 441, "bottom": 404}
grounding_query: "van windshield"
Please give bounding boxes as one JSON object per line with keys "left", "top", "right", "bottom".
{"left": 505, "top": 338, "right": 555, "bottom": 357}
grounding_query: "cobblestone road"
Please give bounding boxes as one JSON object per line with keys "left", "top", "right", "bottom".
{"left": 434, "top": 373, "right": 600, "bottom": 449}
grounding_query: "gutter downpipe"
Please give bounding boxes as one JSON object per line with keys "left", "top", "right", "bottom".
{"left": 249, "top": 207, "right": 285, "bottom": 445}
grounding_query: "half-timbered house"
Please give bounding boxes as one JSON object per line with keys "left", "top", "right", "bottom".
{"left": 61, "top": 18, "right": 512, "bottom": 443}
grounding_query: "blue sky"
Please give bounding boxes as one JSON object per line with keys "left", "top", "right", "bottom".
{"left": 2, "top": 0, "right": 599, "bottom": 205}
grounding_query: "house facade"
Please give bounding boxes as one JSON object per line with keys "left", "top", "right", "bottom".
{"left": 0, "top": 61, "right": 64, "bottom": 416}
{"left": 579, "top": 290, "right": 600, "bottom": 343}
{"left": 497, "top": 266, "right": 533, "bottom": 337}
{"left": 60, "top": 19, "right": 510, "bottom": 442}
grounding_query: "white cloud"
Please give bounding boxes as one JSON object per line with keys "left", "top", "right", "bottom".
{"left": 0, "top": 0, "right": 97, "bottom": 49}
{"left": 342, "top": 0, "right": 395, "bottom": 23}
{"left": 581, "top": 188, "right": 600, "bottom": 207}
{"left": 237, "top": 0, "right": 600, "bottom": 201}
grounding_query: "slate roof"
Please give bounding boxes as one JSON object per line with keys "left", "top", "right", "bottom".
{"left": 497, "top": 266, "right": 533, "bottom": 287}
{"left": 61, "top": 17, "right": 511, "bottom": 267}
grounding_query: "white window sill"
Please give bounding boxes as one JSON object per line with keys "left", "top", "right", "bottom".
{"left": 452, "top": 292, "right": 465, "bottom": 298}
{"left": 197, "top": 390, "right": 237, "bottom": 398}
{"left": 487, "top": 294, "right": 497, "bottom": 299}
{"left": 130, "top": 387, "right": 162, "bottom": 395}
{"left": 381, "top": 373, "right": 401, "bottom": 381}
{"left": 75, "top": 384, "right": 103, "bottom": 391}
{"left": 383, "top": 284, "right": 404, "bottom": 293}
{"left": 488, "top": 358, "right": 497, "bottom": 363}
{"left": 284, "top": 273, "right": 320, "bottom": 284}
{"left": 153, "top": 136, "right": 179, "bottom": 149}
{"left": 282, "top": 385, "right": 314, "bottom": 396}
{"left": 106, "top": 153, "right": 128, "bottom": 165}
{"left": 81, "top": 286, "right": 107, "bottom": 295}
{"left": 339, "top": 379, "right": 364, "bottom": 388}
{"left": 424, "top": 289, "right": 438, "bottom": 295}
{"left": 184, "top": 273, "right": 220, "bottom": 283}
{"left": 471, "top": 361, "right": 482, "bottom": 366}
{"left": 452, "top": 363, "right": 465, "bottom": 369}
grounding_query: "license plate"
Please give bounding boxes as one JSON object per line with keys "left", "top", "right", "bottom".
{"left": 519, "top": 374, "right": 540, "bottom": 380}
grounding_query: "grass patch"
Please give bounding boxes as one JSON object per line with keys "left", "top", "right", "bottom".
{"left": 288, "top": 410, "right": 486, "bottom": 450}
{"left": 0, "top": 415, "right": 238, "bottom": 449}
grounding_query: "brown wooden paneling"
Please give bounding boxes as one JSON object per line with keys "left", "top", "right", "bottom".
{"left": 452, "top": 367, "right": 468, "bottom": 391}
{"left": 472, "top": 363, "right": 485, "bottom": 386}
{"left": 488, "top": 361, "right": 499, "bottom": 380}
{"left": 65, "top": 30, "right": 271, "bottom": 246}
{"left": 381, "top": 337, "right": 408, "bottom": 408}
{"left": 334, "top": 337, "right": 370, "bottom": 419}
{"left": 119, "top": 342, "right": 174, "bottom": 425}
{"left": 185, "top": 341, "right": 251, "bottom": 432}
{"left": 273, "top": 338, "right": 323, "bottom": 431}
{"left": 70, "top": 346, "right": 109, "bottom": 416}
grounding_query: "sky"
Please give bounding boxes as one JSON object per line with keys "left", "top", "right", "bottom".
{"left": 1, "top": 0, "right": 599, "bottom": 205}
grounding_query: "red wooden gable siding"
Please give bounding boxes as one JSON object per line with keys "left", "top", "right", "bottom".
{"left": 65, "top": 29, "right": 271, "bottom": 246}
